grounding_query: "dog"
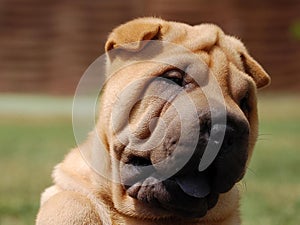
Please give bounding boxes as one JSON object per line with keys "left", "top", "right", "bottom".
{"left": 36, "top": 17, "right": 270, "bottom": 225}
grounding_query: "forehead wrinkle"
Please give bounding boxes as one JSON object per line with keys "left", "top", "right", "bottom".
{"left": 163, "top": 22, "right": 220, "bottom": 53}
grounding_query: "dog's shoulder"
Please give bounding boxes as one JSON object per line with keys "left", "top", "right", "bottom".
{"left": 37, "top": 148, "right": 114, "bottom": 225}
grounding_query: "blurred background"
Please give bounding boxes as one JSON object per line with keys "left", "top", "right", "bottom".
{"left": 0, "top": 0, "right": 299, "bottom": 224}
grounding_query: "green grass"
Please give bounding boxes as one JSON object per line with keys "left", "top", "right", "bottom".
{"left": 0, "top": 94, "right": 299, "bottom": 225}
{"left": 0, "top": 118, "right": 74, "bottom": 225}
{"left": 240, "top": 94, "right": 300, "bottom": 225}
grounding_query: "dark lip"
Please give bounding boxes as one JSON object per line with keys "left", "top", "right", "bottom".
{"left": 162, "top": 178, "right": 219, "bottom": 209}
{"left": 161, "top": 193, "right": 219, "bottom": 218}
{"left": 124, "top": 174, "right": 220, "bottom": 218}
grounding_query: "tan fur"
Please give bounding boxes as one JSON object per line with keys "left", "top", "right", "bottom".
{"left": 36, "top": 17, "right": 270, "bottom": 225}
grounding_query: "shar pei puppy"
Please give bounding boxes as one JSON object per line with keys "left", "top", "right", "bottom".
{"left": 36, "top": 17, "right": 270, "bottom": 225}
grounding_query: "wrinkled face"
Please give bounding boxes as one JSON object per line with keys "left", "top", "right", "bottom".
{"left": 97, "top": 18, "right": 270, "bottom": 220}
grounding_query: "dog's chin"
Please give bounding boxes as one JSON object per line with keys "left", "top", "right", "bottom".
{"left": 124, "top": 175, "right": 221, "bottom": 218}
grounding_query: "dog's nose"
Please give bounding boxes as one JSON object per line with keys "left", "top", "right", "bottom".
{"left": 210, "top": 123, "right": 240, "bottom": 154}
{"left": 171, "top": 115, "right": 249, "bottom": 196}
{"left": 200, "top": 114, "right": 249, "bottom": 154}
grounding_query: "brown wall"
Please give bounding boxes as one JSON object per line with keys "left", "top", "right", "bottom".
{"left": 0, "top": 0, "right": 299, "bottom": 94}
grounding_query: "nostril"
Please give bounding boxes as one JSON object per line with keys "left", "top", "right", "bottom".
{"left": 223, "top": 136, "right": 234, "bottom": 149}
{"left": 210, "top": 124, "right": 236, "bottom": 151}
{"left": 219, "top": 125, "right": 240, "bottom": 152}
{"left": 200, "top": 119, "right": 211, "bottom": 138}
{"left": 210, "top": 124, "right": 227, "bottom": 140}
{"left": 127, "top": 156, "right": 152, "bottom": 167}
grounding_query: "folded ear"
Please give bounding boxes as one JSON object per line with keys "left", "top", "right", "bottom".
{"left": 105, "top": 18, "right": 162, "bottom": 52}
{"left": 240, "top": 52, "right": 271, "bottom": 89}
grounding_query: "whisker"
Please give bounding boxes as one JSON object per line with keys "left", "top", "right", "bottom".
{"left": 258, "top": 133, "right": 272, "bottom": 137}
{"left": 246, "top": 166, "right": 256, "bottom": 176}
{"left": 256, "top": 135, "right": 271, "bottom": 140}
{"left": 256, "top": 138, "right": 271, "bottom": 141}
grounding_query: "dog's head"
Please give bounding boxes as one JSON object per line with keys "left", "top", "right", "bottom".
{"left": 95, "top": 17, "right": 270, "bottom": 220}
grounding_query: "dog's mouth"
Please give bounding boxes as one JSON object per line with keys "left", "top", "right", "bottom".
{"left": 119, "top": 123, "right": 249, "bottom": 218}
{"left": 121, "top": 164, "right": 220, "bottom": 218}
{"left": 119, "top": 147, "right": 246, "bottom": 218}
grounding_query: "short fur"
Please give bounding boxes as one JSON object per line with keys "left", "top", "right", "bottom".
{"left": 36, "top": 17, "right": 270, "bottom": 225}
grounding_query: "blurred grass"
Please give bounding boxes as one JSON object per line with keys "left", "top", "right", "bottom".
{"left": 241, "top": 94, "right": 300, "bottom": 225}
{"left": 0, "top": 94, "right": 299, "bottom": 225}
{"left": 0, "top": 95, "right": 75, "bottom": 225}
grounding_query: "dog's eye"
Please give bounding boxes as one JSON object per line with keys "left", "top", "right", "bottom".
{"left": 162, "top": 69, "right": 184, "bottom": 87}
{"left": 239, "top": 92, "right": 251, "bottom": 117}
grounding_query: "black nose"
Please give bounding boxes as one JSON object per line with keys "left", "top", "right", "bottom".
{"left": 201, "top": 115, "right": 249, "bottom": 155}
{"left": 198, "top": 114, "right": 250, "bottom": 193}
{"left": 211, "top": 123, "right": 245, "bottom": 154}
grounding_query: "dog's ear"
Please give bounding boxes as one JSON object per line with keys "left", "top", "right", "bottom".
{"left": 105, "top": 18, "right": 162, "bottom": 52}
{"left": 240, "top": 52, "right": 271, "bottom": 89}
